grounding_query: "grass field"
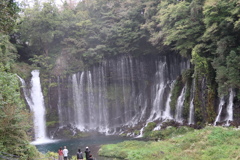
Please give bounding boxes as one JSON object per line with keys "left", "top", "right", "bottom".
{"left": 99, "top": 126, "right": 240, "bottom": 160}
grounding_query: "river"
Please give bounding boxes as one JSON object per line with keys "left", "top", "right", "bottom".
{"left": 35, "top": 135, "right": 132, "bottom": 160}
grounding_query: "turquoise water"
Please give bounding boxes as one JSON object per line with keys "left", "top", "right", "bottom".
{"left": 35, "top": 135, "right": 131, "bottom": 160}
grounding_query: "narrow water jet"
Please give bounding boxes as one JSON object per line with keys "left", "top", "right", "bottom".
{"left": 214, "top": 97, "right": 225, "bottom": 126}
{"left": 162, "top": 81, "right": 175, "bottom": 119}
{"left": 188, "top": 80, "right": 195, "bottom": 125}
{"left": 188, "top": 99, "right": 194, "bottom": 125}
{"left": 175, "top": 85, "right": 186, "bottom": 123}
{"left": 226, "top": 89, "right": 235, "bottom": 126}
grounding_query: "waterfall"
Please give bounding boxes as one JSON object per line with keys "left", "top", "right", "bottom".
{"left": 226, "top": 89, "right": 235, "bottom": 126}
{"left": 18, "top": 71, "right": 52, "bottom": 144}
{"left": 188, "top": 81, "right": 195, "bottom": 125}
{"left": 30, "top": 70, "right": 49, "bottom": 143}
{"left": 72, "top": 73, "right": 85, "bottom": 130}
{"left": 148, "top": 60, "right": 167, "bottom": 121}
{"left": 214, "top": 97, "right": 225, "bottom": 126}
{"left": 175, "top": 85, "right": 186, "bottom": 123}
{"left": 162, "top": 81, "right": 175, "bottom": 119}
{"left": 54, "top": 55, "right": 189, "bottom": 133}
{"left": 17, "top": 75, "right": 33, "bottom": 108}
{"left": 188, "top": 99, "right": 194, "bottom": 125}
{"left": 57, "top": 76, "right": 64, "bottom": 127}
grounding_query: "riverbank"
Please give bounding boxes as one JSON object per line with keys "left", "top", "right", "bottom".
{"left": 99, "top": 126, "right": 240, "bottom": 160}
{"left": 35, "top": 135, "right": 132, "bottom": 160}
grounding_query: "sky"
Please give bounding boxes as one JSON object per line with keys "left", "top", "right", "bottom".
{"left": 15, "top": 0, "right": 80, "bottom": 7}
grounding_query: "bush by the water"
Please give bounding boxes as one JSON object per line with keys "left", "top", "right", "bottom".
{"left": 99, "top": 126, "right": 240, "bottom": 160}
{"left": 144, "top": 125, "right": 194, "bottom": 140}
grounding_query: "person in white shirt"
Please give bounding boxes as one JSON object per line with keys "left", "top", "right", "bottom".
{"left": 63, "top": 146, "right": 68, "bottom": 160}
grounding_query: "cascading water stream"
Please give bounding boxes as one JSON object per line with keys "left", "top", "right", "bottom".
{"left": 147, "top": 60, "right": 167, "bottom": 121}
{"left": 17, "top": 75, "right": 33, "bottom": 108}
{"left": 162, "top": 81, "right": 175, "bottom": 119}
{"left": 55, "top": 55, "right": 189, "bottom": 134}
{"left": 19, "top": 70, "right": 53, "bottom": 144}
{"left": 57, "top": 76, "right": 64, "bottom": 127}
{"left": 30, "top": 70, "right": 49, "bottom": 144}
{"left": 226, "top": 89, "right": 235, "bottom": 126}
{"left": 175, "top": 85, "right": 186, "bottom": 123}
{"left": 72, "top": 72, "right": 85, "bottom": 130}
{"left": 188, "top": 99, "right": 194, "bottom": 125}
{"left": 188, "top": 81, "right": 195, "bottom": 125}
{"left": 214, "top": 97, "right": 225, "bottom": 126}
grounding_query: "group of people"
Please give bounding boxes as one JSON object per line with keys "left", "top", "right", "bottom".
{"left": 58, "top": 146, "right": 94, "bottom": 160}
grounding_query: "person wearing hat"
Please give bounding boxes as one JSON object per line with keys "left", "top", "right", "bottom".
{"left": 85, "top": 146, "right": 91, "bottom": 160}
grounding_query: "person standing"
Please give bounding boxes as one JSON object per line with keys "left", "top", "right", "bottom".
{"left": 88, "top": 154, "right": 94, "bottom": 160}
{"left": 77, "top": 148, "right": 83, "bottom": 160}
{"left": 58, "top": 147, "right": 63, "bottom": 160}
{"left": 85, "top": 146, "right": 91, "bottom": 160}
{"left": 63, "top": 146, "right": 68, "bottom": 160}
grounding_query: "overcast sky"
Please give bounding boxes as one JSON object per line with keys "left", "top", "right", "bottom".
{"left": 15, "top": 0, "right": 70, "bottom": 7}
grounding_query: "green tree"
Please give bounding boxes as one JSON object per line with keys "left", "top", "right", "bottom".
{"left": 0, "top": 72, "right": 39, "bottom": 159}
{"left": 0, "top": 0, "right": 19, "bottom": 34}
{"left": 18, "top": 1, "right": 60, "bottom": 56}
{"left": 157, "top": 0, "right": 204, "bottom": 57}
{"left": 0, "top": 34, "right": 18, "bottom": 72}
{"left": 203, "top": 0, "right": 240, "bottom": 95}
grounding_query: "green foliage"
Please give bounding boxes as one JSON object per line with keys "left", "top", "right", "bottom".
{"left": 143, "top": 122, "right": 156, "bottom": 137}
{"left": 45, "top": 151, "right": 58, "bottom": 160}
{"left": 99, "top": 126, "right": 240, "bottom": 160}
{"left": 46, "top": 121, "right": 58, "bottom": 127}
{"left": 193, "top": 75, "right": 205, "bottom": 127}
{"left": 202, "top": 0, "right": 240, "bottom": 96}
{"left": 144, "top": 126, "right": 194, "bottom": 140}
{"left": 156, "top": 0, "right": 205, "bottom": 57}
{"left": 182, "top": 69, "right": 194, "bottom": 119}
{"left": 0, "top": 72, "right": 39, "bottom": 159}
{"left": 0, "top": 34, "right": 18, "bottom": 72}
{"left": 30, "top": 55, "right": 54, "bottom": 72}
{"left": 18, "top": 1, "right": 60, "bottom": 56}
{"left": 0, "top": 0, "right": 19, "bottom": 34}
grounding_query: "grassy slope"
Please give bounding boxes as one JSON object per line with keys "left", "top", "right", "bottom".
{"left": 99, "top": 126, "right": 240, "bottom": 160}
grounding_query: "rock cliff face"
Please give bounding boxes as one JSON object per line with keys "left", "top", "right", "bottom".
{"left": 24, "top": 54, "right": 238, "bottom": 139}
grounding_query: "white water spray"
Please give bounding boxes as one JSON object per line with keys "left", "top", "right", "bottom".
{"left": 175, "top": 85, "right": 186, "bottom": 123}
{"left": 214, "top": 97, "right": 225, "bottom": 126}
{"left": 148, "top": 61, "right": 167, "bottom": 121}
{"left": 163, "top": 81, "right": 175, "bottom": 119}
{"left": 17, "top": 75, "right": 33, "bottom": 107}
{"left": 29, "top": 70, "right": 50, "bottom": 144}
{"left": 55, "top": 56, "right": 189, "bottom": 133}
{"left": 226, "top": 89, "right": 235, "bottom": 126}
{"left": 188, "top": 80, "right": 195, "bottom": 125}
{"left": 188, "top": 98, "right": 194, "bottom": 125}
{"left": 18, "top": 73, "right": 55, "bottom": 144}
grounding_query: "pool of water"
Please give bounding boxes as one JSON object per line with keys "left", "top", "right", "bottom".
{"left": 35, "top": 135, "right": 132, "bottom": 160}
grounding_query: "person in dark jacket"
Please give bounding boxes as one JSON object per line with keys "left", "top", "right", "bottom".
{"left": 85, "top": 146, "right": 91, "bottom": 160}
{"left": 88, "top": 154, "right": 94, "bottom": 160}
{"left": 77, "top": 149, "right": 83, "bottom": 160}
